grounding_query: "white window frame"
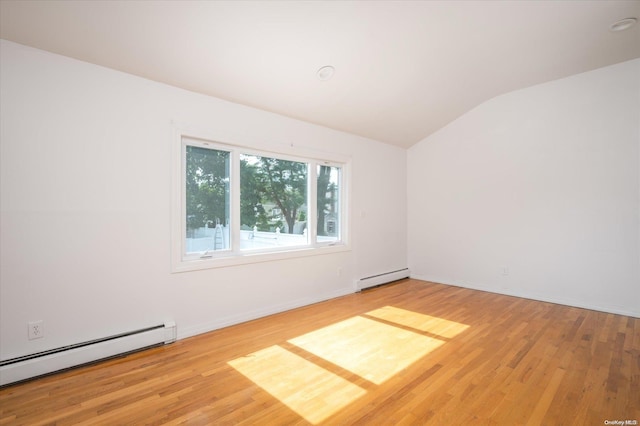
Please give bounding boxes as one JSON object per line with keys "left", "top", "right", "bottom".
{"left": 171, "top": 131, "right": 351, "bottom": 273}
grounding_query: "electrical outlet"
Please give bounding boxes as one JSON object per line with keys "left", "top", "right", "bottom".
{"left": 28, "top": 320, "right": 44, "bottom": 340}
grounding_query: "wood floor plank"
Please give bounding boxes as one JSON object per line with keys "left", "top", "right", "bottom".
{"left": 1, "top": 279, "right": 638, "bottom": 425}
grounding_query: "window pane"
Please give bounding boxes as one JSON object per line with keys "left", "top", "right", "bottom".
{"left": 317, "top": 165, "right": 341, "bottom": 242}
{"left": 185, "top": 145, "right": 230, "bottom": 255}
{"left": 240, "top": 154, "right": 308, "bottom": 250}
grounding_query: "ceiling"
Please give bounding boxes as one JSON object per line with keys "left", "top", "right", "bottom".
{"left": 1, "top": 1, "right": 639, "bottom": 148}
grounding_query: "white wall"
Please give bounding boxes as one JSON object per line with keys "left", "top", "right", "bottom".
{"left": 408, "top": 59, "right": 640, "bottom": 317}
{"left": 0, "top": 40, "right": 407, "bottom": 360}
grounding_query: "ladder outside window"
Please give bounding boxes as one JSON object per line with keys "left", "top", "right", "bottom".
{"left": 213, "top": 223, "right": 225, "bottom": 250}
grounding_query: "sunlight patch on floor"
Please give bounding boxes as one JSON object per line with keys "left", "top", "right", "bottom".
{"left": 288, "top": 316, "right": 444, "bottom": 385}
{"left": 228, "top": 307, "right": 469, "bottom": 422}
{"left": 228, "top": 345, "right": 366, "bottom": 424}
{"left": 366, "top": 306, "right": 470, "bottom": 338}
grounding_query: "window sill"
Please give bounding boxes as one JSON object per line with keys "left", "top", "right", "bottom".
{"left": 171, "top": 243, "right": 350, "bottom": 273}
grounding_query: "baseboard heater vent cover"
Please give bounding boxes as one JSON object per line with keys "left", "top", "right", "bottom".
{"left": 357, "top": 268, "right": 410, "bottom": 291}
{"left": 0, "top": 321, "right": 176, "bottom": 386}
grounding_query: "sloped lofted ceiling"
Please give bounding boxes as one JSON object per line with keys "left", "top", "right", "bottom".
{"left": 1, "top": 0, "right": 639, "bottom": 148}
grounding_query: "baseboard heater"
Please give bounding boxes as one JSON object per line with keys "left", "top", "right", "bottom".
{"left": 0, "top": 321, "right": 176, "bottom": 386}
{"left": 357, "top": 268, "right": 410, "bottom": 291}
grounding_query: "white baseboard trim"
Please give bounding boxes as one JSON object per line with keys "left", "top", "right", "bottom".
{"left": 410, "top": 274, "right": 640, "bottom": 318}
{"left": 177, "top": 286, "right": 355, "bottom": 340}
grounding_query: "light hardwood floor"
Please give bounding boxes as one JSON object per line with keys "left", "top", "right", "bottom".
{"left": 1, "top": 279, "right": 638, "bottom": 425}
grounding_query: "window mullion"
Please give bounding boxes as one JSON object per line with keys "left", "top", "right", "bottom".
{"left": 179, "top": 140, "right": 188, "bottom": 261}
{"left": 231, "top": 150, "right": 241, "bottom": 254}
{"left": 308, "top": 162, "right": 318, "bottom": 246}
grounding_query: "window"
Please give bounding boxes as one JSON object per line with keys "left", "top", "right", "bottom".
{"left": 185, "top": 145, "right": 230, "bottom": 254}
{"left": 173, "top": 135, "right": 349, "bottom": 272}
{"left": 240, "top": 153, "right": 309, "bottom": 250}
{"left": 317, "top": 164, "right": 341, "bottom": 243}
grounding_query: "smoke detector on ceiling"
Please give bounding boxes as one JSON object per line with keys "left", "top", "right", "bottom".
{"left": 317, "top": 66, "right": 335, "bottom": 81}
{"left": 610, "top": 17, "right": 637, "bottom": 32}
